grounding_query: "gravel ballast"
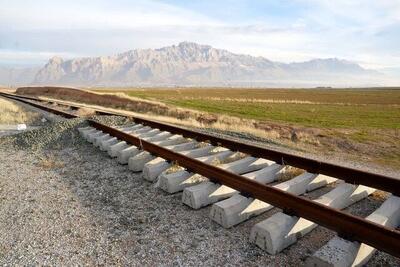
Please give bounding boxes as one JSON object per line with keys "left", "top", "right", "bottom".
{"left": 0, "top": 116, "right": 399, "bottom": 266}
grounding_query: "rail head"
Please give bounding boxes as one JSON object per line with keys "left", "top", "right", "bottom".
{"left": 0, "top": 93, "right": 78, "bottom": 119}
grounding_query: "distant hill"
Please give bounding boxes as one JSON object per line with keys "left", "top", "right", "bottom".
{"left": 3, "top": 42, "right": 389, "bottom": 87}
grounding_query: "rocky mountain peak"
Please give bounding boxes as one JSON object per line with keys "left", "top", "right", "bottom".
{"left": 32, "top": 42, "right": 380, "bottom": 86}
{"left": 48, "top": 56, "right": 63, "bottom": 65}
{"left": 177, "top": 41, "right": 212, "bottom": 50}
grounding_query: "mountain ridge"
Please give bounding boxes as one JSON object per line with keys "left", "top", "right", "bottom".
{"left": 14, "top": 42, "right": 386, "bottom": 86}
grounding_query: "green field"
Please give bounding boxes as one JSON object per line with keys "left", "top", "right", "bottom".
{"left": 94, "top": 88, "right": 400, "bottom": 129}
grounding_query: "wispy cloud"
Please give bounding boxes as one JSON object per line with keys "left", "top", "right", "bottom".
{"left": 0, "top": 0, "right": 399, "bottom": 69}
{"left": 0, "top": 0, "right": 222, "bottom": 30}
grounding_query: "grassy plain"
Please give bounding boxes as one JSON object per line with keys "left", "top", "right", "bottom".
{"left": 91, "top": 87, "right": 400, "bottom": 170}
{"left": 14, "top": 86, "right": 400, "bottom": 171}
{"left": 94, "top": 88, "right": 400, "bottom": 129}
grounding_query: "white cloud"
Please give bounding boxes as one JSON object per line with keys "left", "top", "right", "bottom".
{"left": 0, "top": 0, "right": 222, "bottom": 30}
{"left": 298, "top": 0, "right": 400, "bottom": 32}
{"left": 0, "top": 0, "right": 399, "bottom": 69}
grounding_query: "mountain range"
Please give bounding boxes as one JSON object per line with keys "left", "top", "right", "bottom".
{"left": 1, "top": 42, "right": 392, "bottom": 87}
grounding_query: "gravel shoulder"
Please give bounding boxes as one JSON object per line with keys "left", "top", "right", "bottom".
{"left": 0, "top": 117, "right": 399, "bottom": 266}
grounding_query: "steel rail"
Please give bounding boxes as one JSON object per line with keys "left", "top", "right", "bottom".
{"left": 3, "top": 92, "right": 399, "bottom": 195}
{"left": 0, "top": 93, "right": 78, "bottom": 119}
{"left": 2, "top": 92, "right": 399, "bottom": 257}
{"left": 0, "top": 92, "right": 113, "bottom": 116}
{"left": 89, "top": 120, "right": 400, "bottom": 258}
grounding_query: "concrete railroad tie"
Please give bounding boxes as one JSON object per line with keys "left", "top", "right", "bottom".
{"left": 305, "top": 195, "right": 400, "bottom": 267}
{"left": 105, "top": 125, "right": 144, "bottom": 157}
{"left": 108, "top": 141, "right": 129, "bottom": 157}
{"left": 81, "top": 124, "right": 154, "bottom": 157}
{"left": 117, "top": 135, "right": 186, "bottom": 165}
{"left": 144, "top": 131, "right": 173, "bottom": 143}
{"left": 99, "top": 137, "right": 118, "bottom": 151}
{"left": 97, "top": 125, "right": 151, "bottom": 151}
{"left": 128, "top": 140, "right": 202, "bottom": 172}
{"left": 128, "top": 139, "right": 195, "bottom": 172}
{"left": 250, "top": 183, "right": 376, "bottom": 255}
{"left": 100, "top": 126, "right": 159, "bottom": 151}
{"left": 79, "top": 127, "right": 98, "bottom": 139}
{"left": 86, "top": 124, "right": 137, "bottom": 143}
{"left": 99, "top": 125, "right": 151, "bottom": 148}
{"left": 157, "top": 150, "right": 236, "bottom": 193}
{"left": 80, "top": 126, "right": 104, "bottom": 141}
{"left": 87, "top": 130, "right": 106, "bottom": 143}
{"left": 81, "top": 125, "right": 199, "bottom": 171}
{"left": 93, "top": 124, "right": 143, "bottom": 146}
{"left": 107, "top": 130, "right": 171, "bottom": 158}
{"left": 142, "top": 144, "right": 216, "bottom": 182}
{"left": 182, "top": 157, "right": 274, "bottom": 209}
{"left": 210, "top": 170, "right": 337, "bottom": 228}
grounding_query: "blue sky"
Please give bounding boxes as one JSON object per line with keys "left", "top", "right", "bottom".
{"left": 0, "top": 0, "right": 399, "bottom": 69}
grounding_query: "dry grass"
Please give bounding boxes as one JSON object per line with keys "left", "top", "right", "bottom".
{"left": 222, "top": 152, "right": 248, "bottom": 164}
{"left": 211, "top": 115, "right": 282, "bottom": 140}
{"left": 75, "top": 107, "right": 96, "bottom": 117}
{"left": 190, "top": 173, "right": 208, "bottom": 183}
{"left": 370, "top": 190, "right": 390, "bottom": 201}
{"left": 209, "top": 157, "right": 222, "bottom": 166}
{"left": 210, "top": 152, "right": 248, "bottom": 166}
{"left": 276, "top": 166, "right": 305, "bottom": 182}
{"left": 196, "top": 142, "right": 211, "bottom": 148}
{"left": 0, "top": 87, "right": 16, "bottom": 93}
{"left": 291, "top": 131, "right": 321, "bottom": 146}
{"left": 0, "top": 98, "right": 40, "bottom": 124}
{"left": 37, "top": 155, "right": 65, "bottom": 169}
{"left": 165, "top": 161, "right": 184, "bottom": 174}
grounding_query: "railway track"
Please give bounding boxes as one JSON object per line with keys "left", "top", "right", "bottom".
{"left": 1, "top": 92, "right": 399, "bottom": 266}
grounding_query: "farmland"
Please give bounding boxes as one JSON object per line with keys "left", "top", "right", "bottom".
{"left": 93, "top": 88, "right": 400, "bottom": 129}
{"left": 89, "top": 87, "right": 400, "bottom": 170}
